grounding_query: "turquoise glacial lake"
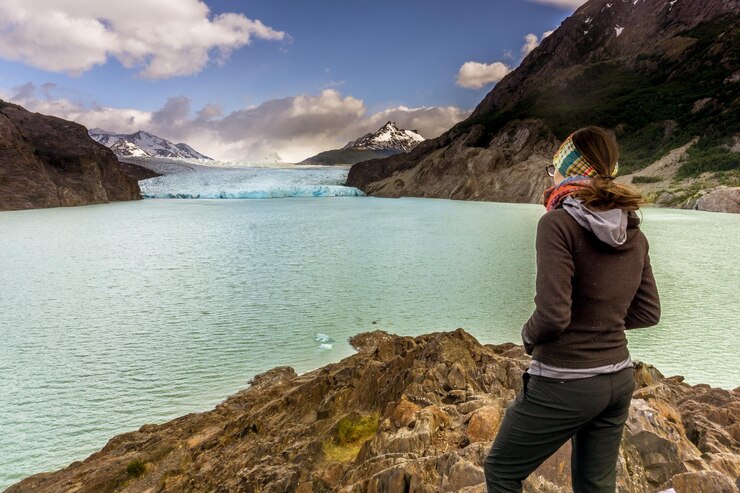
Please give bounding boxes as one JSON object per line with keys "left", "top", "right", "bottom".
{"left": 0, "top": 197, "right": 738, "bottom": 488}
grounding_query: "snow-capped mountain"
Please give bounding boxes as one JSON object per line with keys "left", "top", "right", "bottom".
{"left": 89, "top": 129, "right": 212, "bottom": 160}
{"left": 298, "top": 122, "right": 425, "bottom": 166}
{"left": 342, "top": 121, "right": 424, "bottom": 152}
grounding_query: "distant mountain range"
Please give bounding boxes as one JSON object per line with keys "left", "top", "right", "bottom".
{"left": 89, "top": 129, "right": 212, "bottom": 160}
{"left": 298, "top": 122, "right": 424, "bottom": 165}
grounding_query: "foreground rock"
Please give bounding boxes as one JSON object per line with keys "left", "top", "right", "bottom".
{"left": 0, "top": 101, "right": 140, "bottom": 212}
{"left": 7, "top": 329, "right": 739, "bottom": 493}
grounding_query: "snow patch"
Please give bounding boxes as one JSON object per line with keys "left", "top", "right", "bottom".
{"left": 342, "top": 121, "right": 424, "bottom": 152}
{"left": 89, "top": 129, "right": 212, "bottom": 160}
{"left": 615, "top": 26, "right": 624, "bottom": 36}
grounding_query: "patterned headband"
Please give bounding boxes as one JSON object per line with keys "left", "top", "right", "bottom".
{"left": 552, "top": 133, "right": 618, "bottom": 178}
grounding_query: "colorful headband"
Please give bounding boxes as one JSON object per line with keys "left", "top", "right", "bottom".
{"left": 553, "top": 133, "right": 618, "bottom": 178}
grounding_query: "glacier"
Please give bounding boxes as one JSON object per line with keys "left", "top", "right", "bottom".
{"left": 139, "top": 164, "right": 365, "bottom": 199}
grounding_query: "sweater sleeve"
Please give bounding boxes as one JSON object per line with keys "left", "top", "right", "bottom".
{"left": 624, "top": 245, "right": 661, "bottom": 330}
{"left": 521, "top": 213, "right": 575, "bottom": 349}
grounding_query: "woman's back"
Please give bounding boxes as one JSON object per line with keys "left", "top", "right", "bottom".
{"left": 523, "top": 207, "right": 660, "bottom": 369}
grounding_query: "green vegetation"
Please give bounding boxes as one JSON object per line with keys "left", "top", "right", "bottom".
{"left": 126, "top": 459, "right": 146, "bottom": 477}
{"left": 322, "top": 411, "right": 380, "bottom": 463}
{"left": 459, "top": 14, "right": 740, "bottom": 177}
{"left": 676, "top": 128, "right": 740, "bottom": 178}
{"left": 632, "top": 176, "right": 663, "bottom": 184}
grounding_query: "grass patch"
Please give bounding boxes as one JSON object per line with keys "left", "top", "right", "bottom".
{"left": 126, "top": 459, "right": 146, "bottom": 478}
{"left": 322, "top": 411, "right": 380, "bottom": 463}
{"left": 632, "top": 176, "right": 664, "bottom": 184}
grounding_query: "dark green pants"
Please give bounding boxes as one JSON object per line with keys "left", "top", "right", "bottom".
{"left": 484, "top": 367, "right": 635, "bottom": 493}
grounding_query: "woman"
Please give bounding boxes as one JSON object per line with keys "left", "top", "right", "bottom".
{"left": 484, "top": 126, "right": 661, "bottom": 493}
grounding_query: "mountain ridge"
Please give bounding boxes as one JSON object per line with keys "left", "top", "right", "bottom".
{"left": 298, "top": 121, "right": 424, "bottom": 166}
{"left": 89, "top": 129, "right": 212, "bottom": 161}
{"left": 345, "top": 0, "right": 740, "bottom": 211}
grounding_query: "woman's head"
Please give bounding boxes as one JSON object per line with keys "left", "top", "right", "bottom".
{"left": 552, "top": 126, "right": 618, "bottom": 180}
{"left": 553, "top": 126, "right": 643, "bottom": 211}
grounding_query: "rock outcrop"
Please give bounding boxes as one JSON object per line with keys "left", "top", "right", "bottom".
{"left": 7, "top": 329, "right": 738, "bottom": 493}
{"left": 346, "top": 0, "right": 739, "bottom": 212}
{"left": 0, "top": 101, "right": 141, "bottom": 212}
{"left": 693, "top": 187, "right": 740, "bottom": 213}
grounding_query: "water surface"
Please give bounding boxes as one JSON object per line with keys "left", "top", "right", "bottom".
{"left": 0, "top": 198, "right": 738, "bottom": 489}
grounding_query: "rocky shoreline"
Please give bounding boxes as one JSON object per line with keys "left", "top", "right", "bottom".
{"left": 7, "top": 329, "right": 738, "bottom": 493}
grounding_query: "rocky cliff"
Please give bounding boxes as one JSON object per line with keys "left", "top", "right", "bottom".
{"left": 8, "top": 329, "right": 738, "bottom": 493}
{"left": 346, "top": 0, "right": 740, "bottom": 211}
{"left": 0, "top": 101, "right": 141, "bottom": 212}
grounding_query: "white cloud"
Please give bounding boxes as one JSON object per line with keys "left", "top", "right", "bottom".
{"left": 456, "top": 61, "right": 512, "bottom": 89}
{"left": 521, "top": 34, "right": 540, "bottom": 58}
{"left": 525, "top": 0, "right": 587, "bottom": 8}
{"left": 0, "top": 0, "right": 286, "bottom": 78}
{"left": 456, "top": 28, "right": 557, "bottom": 90}
{"left": 521, "top": 30, "right": 556, "bottom": 57}
{"left": 5, "top": 83, "right": 471, "bottom": 163}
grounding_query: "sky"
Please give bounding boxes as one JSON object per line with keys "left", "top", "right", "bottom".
{"left": 0, "top": 0, "right": 586, "bottom": 162}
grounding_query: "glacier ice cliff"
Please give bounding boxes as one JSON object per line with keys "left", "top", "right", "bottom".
{"left": 139, "top": 165, "right": 365, "bottom": 199}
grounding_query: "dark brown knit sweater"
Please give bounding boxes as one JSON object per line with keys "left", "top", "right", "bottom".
{"left": 522, "top": 209, "right": 661, "bottom": 369}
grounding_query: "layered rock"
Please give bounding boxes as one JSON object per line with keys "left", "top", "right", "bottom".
{"left": 346, "top": 0, "right": 739, "bottom": 212}
{"left": 0, "top": 101, "right": 141, "bottom": 211}
{"left": 8, "top": 329, "right": 738, "bottom": 493}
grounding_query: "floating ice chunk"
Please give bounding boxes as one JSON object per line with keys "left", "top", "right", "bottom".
{"left": 315, "top": 333, "right": 335, "bottom": 343}
{"left": 319, "top": 343, "right": 333, "bottom": 350}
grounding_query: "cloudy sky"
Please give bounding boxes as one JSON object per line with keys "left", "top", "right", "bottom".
{"left": 0, "top": 0, "right": 585, "bottom": 162}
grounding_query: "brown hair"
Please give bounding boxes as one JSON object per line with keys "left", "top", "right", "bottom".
{"left": 570, "top": 126, "right": 643, "bottom": 211}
